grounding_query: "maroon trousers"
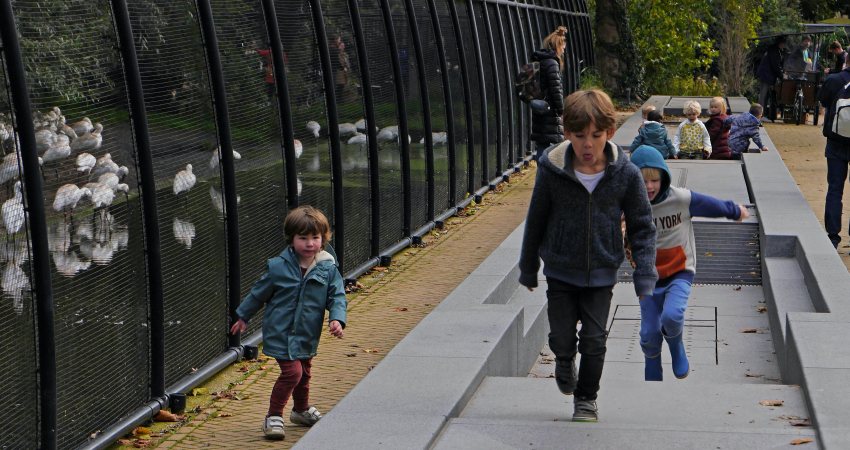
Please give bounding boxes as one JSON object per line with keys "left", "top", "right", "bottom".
{"left": 268, "top": 358, "right": 312, "bottom": 416}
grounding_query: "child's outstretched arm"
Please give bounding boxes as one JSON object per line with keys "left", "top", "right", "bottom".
{"left": 622, "top": 168, "right": 658, "bottom": 298}
{"left": 689, "top": 191, "right": 748, "bottom": 221}
{"left": 232, "top": 262, "right": 277, "bottom": 334}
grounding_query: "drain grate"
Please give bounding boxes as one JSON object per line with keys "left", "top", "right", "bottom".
{"left": 619, "top": 222, "right": 761, "bottom": 285}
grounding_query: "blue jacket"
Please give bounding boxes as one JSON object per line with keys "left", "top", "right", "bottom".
{"left": 724, "top": 113, "right": 764, "bottom": 155}
{"left": 630, "top": 121, "right": 675, "bottom": 159}
{"left": 519, "top": 140, "right": 658, "bottom": 297}
{"left": 236, "top": 245, "right": 347, "bottom": 360}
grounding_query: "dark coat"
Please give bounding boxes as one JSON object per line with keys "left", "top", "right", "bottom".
{"left": 630, "top": 121, "right": 675, "bottom": 159}
{"left": 530, "top": 49, "right": 564, "bottom": 145}
{"left": 705, "top": 113, "right": 731, "bottom": 159}
{"left": 819, "top": 68, "right": 850, "bottom": 146}
{"left": 756, "top": 44, "right": 784, "bottom": 84}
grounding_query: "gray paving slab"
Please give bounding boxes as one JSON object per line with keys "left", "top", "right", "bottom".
{"left": 795, "top": 367, "right": 850, "bottom": 448}
{"left": 668, "top": 160, "right": 751, "bottom": 207}
{"left": 293, "top": 413, "right": 445, "bottom": 450}
{"left": 727, "top": 96, "right": 752, "bottom": 114}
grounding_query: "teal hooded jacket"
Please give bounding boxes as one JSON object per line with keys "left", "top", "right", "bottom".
{"left": 236, "top": 245, "right": 347, "bottom": 360}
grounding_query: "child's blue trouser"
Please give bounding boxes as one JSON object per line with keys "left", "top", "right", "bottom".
{"left": 639, "top": 278, "right": 692, "bottom": 357}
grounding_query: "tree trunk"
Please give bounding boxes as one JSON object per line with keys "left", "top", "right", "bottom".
{"left": 594, "top": 0, "right": 645, "bottom": 99}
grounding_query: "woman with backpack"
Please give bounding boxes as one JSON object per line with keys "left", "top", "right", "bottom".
{"left": 530, "top": 26, "right": 567, "bottom": 160}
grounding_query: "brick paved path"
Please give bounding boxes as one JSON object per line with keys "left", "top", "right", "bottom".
{"left": 147, "top": 166, "right": 536, "bottom": 449}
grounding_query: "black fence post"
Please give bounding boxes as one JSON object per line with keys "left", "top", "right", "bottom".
{"left": 466, "top": 0, "right": 488, "bottom": 188}
{"left": 481, "top": 2, "right": 503, "bottom": 178}
{"left": 309, "top": 0, "right": 346, "bottom": 269}
{"left": 495, "top": 5, "right": 514, "bottom": 166}
{"left": 378, "top": 0, "right": 412, "bottom": 236}
{"left": 346, "top": 0, "right": 382, "bottom": 257}
{"left": 425, "top": 0, "right": 457, "bottom": 206}
{"left": 260, "top": 0, "right": 299, "bottom": 210}
{"left": 402, "top": 0, "right": 435, "bottom": 221}
{"left": 109, "top": 0, "right": 166, "bottom": 400}
{"left": 0, "top": 2, "right": 56, "bottom": 447}
{"left": 196, "top": 0, "right": 242, "bottom": 348}
{"left": 446, "top": 0, "right": 476, "bottom": 197}
{"left": 505, "top": 5, "right": 524, "bottom": 162}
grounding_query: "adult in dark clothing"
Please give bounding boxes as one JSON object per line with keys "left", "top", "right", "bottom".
{"left": 825, "top": 41, "right": 848, "bottom": 75}
{"left": 530, "top": 26, "right": 567, "bottom": 159}
{"left": 756, "top": 36, "right": 786, "bottom": 114}
{"left": 817, "top": 52, "right": 850, "bottom": 249}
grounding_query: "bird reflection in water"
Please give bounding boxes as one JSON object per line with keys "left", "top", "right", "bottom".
{"left": 48, "top": 211, "right": 130, "bottom": 276}
{"left": 0, "top": 239, "right": 29, "bottom": 315}
{"left": 173, "top": 217, "right": 196, "bottom": 249}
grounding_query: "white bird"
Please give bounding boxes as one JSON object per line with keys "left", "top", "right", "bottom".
{"left": 83, "top": 182, "right": 116, "bottom": 214}
{"left": 209, "top": 186, "right": 240, "bottom": 215}
{"left": 173, "top": 217, "right": 196, "bottom": 249}
{"left": 91, "top": 153, "right": 129, "bottom": 179}
{"left": 70, "top": 123, "right": 103, "bottom": 152}
{"left": 297, "top": 177, "right": 302, "bottom": 197}
{"left": 294, "top": 139, "right": 303, "bottom": 159}
{"left": 2, "top": 181, "right": 25, "bottom": 235}
{"left": 420, "top": 131, "right": 448, "bottom": 145}
{"left": 98, "top": 172, "right": 121, "bottom": 190}
{"left": 347, "top": 133, "right": 367, "bottom": 145}
{"left": 377, "top": 125, "right": 399, "bottom": 142}
{"left": 76, "top": 153, "right": 96, "bottom": 175}
{"left": 53, "top": 184, "right": 91, "bottom": 217}
{"left": 173, "top": 164, "right": 196, "bottom": 196}
{"left": 209, "top": 146, "right": 242, "bottom": 170}
{"left": 354, "top": 118, "right": 378, "bottom": 133}
{"left": 91, "top": 242, "right": 114, "bottom": 265}
{"left": 34, "top": 128, "right": 57, "bottom": 153}
{"left": 0, "top": 152, "right": 21, "bottom": 185}
{"left": 47, "top": 222, "right": 72, "bottom": 254}
{"left": 69, "top": 117, "right": 94, "bottom": 137}
{"left": 338, "top": 122, "right": 358, "bottom": 138}
{"left": 52, "top": 250, "right": 91, "bottom": 278}
{"left": 2, "top": 262, "right": 28, "bottom": 315}
{"left": 306, "top": 120, "right": 321, "bottom": 138}
{"left": 41, "top": 127, "right": 74, "bottom": 163}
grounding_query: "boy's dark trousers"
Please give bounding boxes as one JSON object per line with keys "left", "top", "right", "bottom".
{"left": 546, "top": 277, "right": 613, "bottom": 400}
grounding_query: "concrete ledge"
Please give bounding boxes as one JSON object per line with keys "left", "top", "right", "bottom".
{"left": 763, "top": 256, "right": 814, "bottom": 375}
{"left": 295, "top": 222, "right": 542, "bottom": 449}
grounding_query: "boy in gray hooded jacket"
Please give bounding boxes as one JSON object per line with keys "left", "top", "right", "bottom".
{"left": 519, "top": 90, "right": 657, "bottom": 422}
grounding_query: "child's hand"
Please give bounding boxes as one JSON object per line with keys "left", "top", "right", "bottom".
{"left": 761, "top": 146, "right": 769, "bottom": 152}
{"left": 230, "top": 318, "right": 247, "bottom": 335}
{"left": 328, "top": 320, "right": 344, "bottom": 338}
{"left": 737, "top": 205, "right": 750, "bottom": 222}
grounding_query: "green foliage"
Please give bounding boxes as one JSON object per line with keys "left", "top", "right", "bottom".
{"left": 653, "top": 76, "right": 723, "bottom": 97}
{"left": 626, "top": 0, "right": 718, "bottom": 94}
{"left": 799, "top": 0, "right": 844, "bottom": 22}
{"left": 713, "top": 0, "right": 763, "bottom": 96}
{"left": 817, "top": 29, "right": 850, "bottom": 71}
{"left": 578, "top": 67, "right": 605, "bottom": 91}
{"left": 759, "top": 0, "right": 803, "bottom": 36}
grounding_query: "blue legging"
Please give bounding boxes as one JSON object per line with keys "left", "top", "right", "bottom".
{"left": 639, "top": 278, "right": 692, "bottom": 357}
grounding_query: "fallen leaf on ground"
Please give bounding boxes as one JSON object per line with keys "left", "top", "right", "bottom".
{"left": 790, "top": 438, "right": 813, "bottom": 445}
{"left": 745, "top": 373, "right": 763, "bottom": 378}
{"left": 741, "top": 328, "right": 759, "bottom": 333}
{"left": 190, "top": 387, "right": 209, "bottom": 396}
{"left": 238, "top": 364, "right": 249, "bottom": 372}
{"left": 704, "top": 251, "right": 714, "bottom": 256}
{"left": 393, "top": 307, "right": 408, "bottom": 312}
{"left": 734, "top": 286, "right": 742, "bottom": 291}
{"left": 133, "top": 439, "right": 151, "bottom": 448}
{"left": 132, "top": 427, "right": 151, "bottom": 436}
{"left": 118, "top": 439, "right": 133, "bottom": 445}
{"left": 154, "top": 410, "right": 179, "bottom": 422}
{"left": 759, "top": 399, "right": 784, "bottom": 407}
{"left": 345, "top": 353, "right": 357, "bottom": 357}
{"left": 363, "top": 348, "right": 380, "bottom": 353}
{"left": 756, "top": 305, "right": 767, "bottom": 313}
{"left": 372, "top": 266, "right": 388, "bottom": 272}
{"left": 218, "top": 412, "right": 233, "bottom": 418}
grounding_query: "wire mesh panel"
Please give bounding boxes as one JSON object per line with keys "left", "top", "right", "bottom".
{"left": 507, "top": 5, "right": 527, "bottom": 160}
{"left": 0, "top": 38, "right": 39, "bottom": 449}
{"left": 14, "top": 1, "right": 150, "bottom": 446}
{"left": 209, "top": 0, "right": 287, "bottom": 337}
{"left": 389, "top": 0, "right": 428, "bottom": 231}
{"left": 320, "top": 0, "right": 371, "bottom": 269}
{"left": 473, "top": 1, "right": 498, "bottom": 181}
{"left": 455, "top": 0, "right": 483, "bottom": 192}
{"left": 513, "top": 5, "right": 532, "bottom": 157}
{"left": 413, "top": 0, "right": 451, "bottom": 214}
{"left": 276, "top": 0, "right": 334, "bottom": 233}
{"left": 436, "top": 0, "right": 468, "bottom": 204}
{"left": 358, "top": 0, "right": 404, "bottom": 250}
{"left": 128, "top": 0, "right": 229, "bottom": 387}
{"left": 489, "top": 3, "right": 511, "bottom": 172}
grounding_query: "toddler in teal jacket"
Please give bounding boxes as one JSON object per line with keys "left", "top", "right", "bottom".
{"left": 230, "top": 205, "right": 347, "bottom": 440}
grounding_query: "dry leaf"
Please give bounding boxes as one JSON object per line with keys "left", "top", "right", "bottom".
{"left": 132, "top": 427, "right": 151, "bottom": 436}
{"left": 733, "top": 286, "right": 742, "bottom": 291}
{"left": 741, "top": 328, "right": 759, "bottom": 333}
{"left": 759, "top": 399, "right": 784, "bottom": 407}
{"left": 704, "top": 251, "right": 714, "bottom": 257}
{"left": 259, "top": 365, "right": 268, "bottom": 370}
{"left": 218, "top": 412, "right": 233, "bottom": 418}
{"left": 373, "top": 266, "right": 388, "bottom": 272}
{"left": 790, "top": 419, "right": 812, "bottom": 427}
{"left": 238, "top": 364, "right": 249, "bottom": 372}
{"left": 363, "top": 348, "right": 380, "bottom": 353}
{"left": 190, "top": 387, "right": 209, "bottom": 396}
{"left": 790, "top": 438, "right": 813, "bottom": 445}
{"left": 118, "top": 439, "right": 134, "bottom": 445}
{"left": 133, "top": 439, "right": 151, "bottom": 448}
{"left": 154, "top": 410, "right": 179, "bottom": 422}
{"left": 756, "top": 305, "right": 767, "bottom": 313}
{"left": 745, "top": 373, "right": 763, "bottom": 378}
{"left": 393, "top": 307, "right": 408, "bottom": 312}
{"left": 345, "top": 352, "right": 357, "bottom": 357}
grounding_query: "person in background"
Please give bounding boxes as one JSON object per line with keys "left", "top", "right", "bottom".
{"left": 530, "top": 26, "right": 567, "bottom": 160}
{"left": 784, "top": 35, "right": 812, "bottom": 80}
{"left": 631, "top": 110, "right": 675, "bottom": 159}
{"left": 672, "top": 100, "right": 711, "bottom": 160}
{"left": 825, "top": 41, "right": 848, "bottom": 75}
{"left": 230, "top": 206, "right": 347, "bottom": 440}
{"left": 705, "top": 97, "right": 731, "bottom": 160}
{"left": 756, "top": 36, "right": 786, "bottom": 114}
{"left": 724, "top": 103, "right": 768, "bottom": 159}
{"left": 817, "top": 52, "right": 850, "bottom": 249}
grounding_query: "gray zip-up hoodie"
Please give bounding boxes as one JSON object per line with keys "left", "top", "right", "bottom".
{"left": 519, "top": 140, "right": 658, "bottom": 297}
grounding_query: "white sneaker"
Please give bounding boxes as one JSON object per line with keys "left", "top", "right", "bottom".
{"left": 263, "top": 415, "right": 285, "bottom": 439}
{"left": 290, "top": 406, "right": 322, "bottom": 426}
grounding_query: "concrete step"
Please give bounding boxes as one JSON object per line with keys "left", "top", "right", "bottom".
{"left": 433, "top": 376, "right": 815, "bottom": 449}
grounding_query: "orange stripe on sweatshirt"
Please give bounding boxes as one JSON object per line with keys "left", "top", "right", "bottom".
{"left": 656, "top": 246, "right": 687, "bottom": 279}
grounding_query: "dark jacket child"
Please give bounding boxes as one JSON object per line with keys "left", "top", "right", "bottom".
{"left": 230, "top": 206, "right": 347, "bottom": 440}
{"left": 530, "top": 26, "right": 567, "bottom": 158}
{"left": 630, "top": 109, "right": 675, "bottom": 158}
{"left": 725, "top": 104, "right": 768, "bottom": 159}
{"left": 705, "top": 96, "right": 731, "bottom": 160}
{"left": 519, "top": 89, "right": 657, "bottom": 423}
{"left": 629, "top": 146, "right": 748, "bottom": 381}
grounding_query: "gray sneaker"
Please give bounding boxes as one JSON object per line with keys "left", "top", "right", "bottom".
{"left": 263, "top": 415, "right": 285, "bottom": 439}
{"left": 572, "top": 398, "right": 598, "bottom": 422}
{"left": 290, "top": 406, "right": 322, "bottom": 427}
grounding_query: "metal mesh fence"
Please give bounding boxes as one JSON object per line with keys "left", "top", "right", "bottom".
{"left": 0, "top": 0, "right": 592, "bottom": 446}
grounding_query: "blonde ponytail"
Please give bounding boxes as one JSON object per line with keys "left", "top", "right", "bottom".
{"left": 542, "top": 26, "right": 568, "bottom": 71}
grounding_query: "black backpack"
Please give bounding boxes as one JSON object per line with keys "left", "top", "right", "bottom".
{"left": 515, "top": 62, "right": 543, "bottom": 103}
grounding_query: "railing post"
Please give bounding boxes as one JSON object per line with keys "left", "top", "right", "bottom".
{"left": 481, "top": 2, "right": 503, "bottom": 177}
{"left": 445, "top": 0, "right": 476, "bottom": 197}
{"left": 425, "top": 0, "right": 457, "bottom": 205}
{"left": 466, "top": 0, "right": 489, "bottom": 188}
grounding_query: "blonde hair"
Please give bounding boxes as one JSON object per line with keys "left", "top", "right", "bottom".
{"left": 562, "top": 89, "right": 616, "bottom": 133}
{"left": 542, "top": 26, "right": 568, "bottom": 71}
{"left": 640, "top": 167, "right": 662, "bottom": 181}
{"left": 284, "top": 205, "right": 332, "bottom": 247}
{"left": 683, "top": 100, "right": 701, "bottom": 116}
{"left": 709, "top": 97, "right": 726, "bottom": 114}
{"left": 641, "top": 104, "right": 657, "bottom": 119}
